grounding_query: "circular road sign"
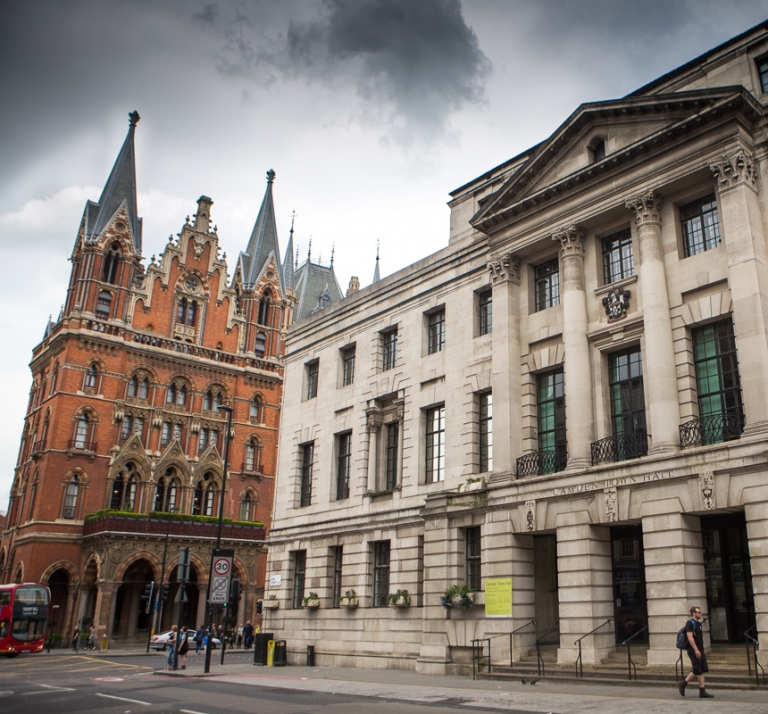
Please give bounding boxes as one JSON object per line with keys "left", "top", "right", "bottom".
{"left": 213, "top": 558, "right": 231, "bottom": 576}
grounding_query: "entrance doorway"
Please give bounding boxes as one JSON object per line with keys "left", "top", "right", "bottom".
{"left": 701, "top": 512, "right": 755, "bottom": 643}
{"left": 611, "top": 525, "right": 648, "bottom": 644}
{"left": 533, "top": 534, "right": 558, "bottom": 635}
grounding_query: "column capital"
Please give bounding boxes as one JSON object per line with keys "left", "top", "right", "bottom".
{"left": 551, "top": 225, "right": 585, "bottom": 258}
{"left": 709, "top": 149, "right": 757, "bottom": 191}
{"left": 366, "top": 413, "right": 382, "bottom": 433}
{"left": 625, "top": 191, "right": 662, "bottom": 226}
{"left": 488, "top": 252, "right": 520, "bottom": 285}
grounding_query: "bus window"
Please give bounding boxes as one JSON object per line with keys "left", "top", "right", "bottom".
{"left": 0, "top": 592, "right": 10, "bottom": 607}
{"left": 0, "top": 621, "right": 6, "bottom": 639}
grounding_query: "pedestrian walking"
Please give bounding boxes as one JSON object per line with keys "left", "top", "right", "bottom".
{"left": 194, "top": 625, "right": 205, "bottom": 654}
{"left": 236, "top": 623, "right": 243, "bottom": 648}
{"left": 678, "top": 605, "right": 714, "bottom": 698}
{"left": 86, "top": 626, "right": 95, "bottom": 651}
{"left": 71, "top": 625, "right": 80, "bottom": 652}
{"left": 243, "top": 620, "right": 254, "bottom": 650}
{"left": 178, "top": 626, "right": 189, "bottom": 669}
{"left": 166, "top": 625, "right": 177, "bottom": 671}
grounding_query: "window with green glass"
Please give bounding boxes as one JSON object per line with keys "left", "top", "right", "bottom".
{"left": 537, "top": 370, "right": 567, "bottom": 473}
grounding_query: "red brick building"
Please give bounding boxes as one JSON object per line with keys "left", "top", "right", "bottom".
{"left": 0, "top": 112, "right": 298, "bottom": 641}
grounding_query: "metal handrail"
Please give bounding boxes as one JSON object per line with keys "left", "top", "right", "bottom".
{"left": 533, "top": 626, "right": 559, "bottom": 677}
{"left": 471, "top": 637, "right": 491, "bottom": 680}
{"left": 574, "top": 619, "right": 611, "bottom": 678}
{"left": 621, "top": 625, "right": 649, "bottom": 681}
{"left": 744, "top": 626, "right": 765, "bottom": 686}
{"left": 509, "top": 619, "right": 536, "bottom": 665}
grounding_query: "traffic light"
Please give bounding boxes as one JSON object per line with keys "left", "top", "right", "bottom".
{"left": 229, "top": 578, "right": 242, "bottom": 603}
{"left": 140, "top": 582, "right": 155, "bottom": 614}
{"left": 160, "top": 583, "right": 170, "bottom": 601}
{"left": 256, "top": 599, "right": 263, "bottom": 615}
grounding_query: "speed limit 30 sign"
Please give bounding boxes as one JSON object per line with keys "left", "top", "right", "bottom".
{"left": 208, "top": 548, "right": 234, "bottom": 604}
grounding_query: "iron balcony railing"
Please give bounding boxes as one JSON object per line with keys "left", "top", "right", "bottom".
{"left": 679, "top": 412, "right": 744, "bottom": 449}
{"left": 516, "top": 450, "right": 567, "bottom": 477}
{"left": 591, "top": 431, "right": 647, "bottom": 465}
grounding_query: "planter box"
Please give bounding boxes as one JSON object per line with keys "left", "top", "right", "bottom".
{"left": 263, "top": 599, "right": 279, "bottom": 610}
{"left": 339, "top": 597, "right": 358, "bottom": 608}
{"left": 303, "top": 600, "right": 320, "bottom": 609}
{"left": 392, "top": 597, "right": 410, "bottom": 608}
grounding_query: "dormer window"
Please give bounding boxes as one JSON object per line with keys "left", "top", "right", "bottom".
{"left": 591, "top": 139, "right": 606, "bottom": 163}
{"left": 177, "top": 298, "right": 198, "bottom": 327}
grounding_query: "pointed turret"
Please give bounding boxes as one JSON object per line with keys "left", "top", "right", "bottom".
{"left": 85, "top": 111, "right": 143, "bottom": 251}
{"left": 282, "top": 211, "right": 296, "bottom": 291}
{"left": 239, "top": 169, "right": 283, "bottom": 289}
{"left": 373, "top": 241, "right": 381, "bottom": 284}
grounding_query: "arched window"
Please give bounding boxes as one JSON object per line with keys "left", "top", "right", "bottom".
{"left": 110, "top": 463, "right": 138, "bottom": 511}
{"left": 27, "top": 478, "right": 37, "bottom": 521}
{"left": 167, "top": 384, "right": 177, "bottom": 404}
{"left": 193, "top": 472, "right": 216, "bottom": 516}
{"left": 257, "top": 290, "right": 272, "bottom": 326}
{"left": 214, "top": 391, "right": 222, "bottom": 409}
{"left": 255, "top": 332, "right": 267, "bottom": 357}
{"left": 591, "top": 139, "right": 606, "bottom": 163}
{"left": 186, "top": 300, "right": 197, "bottom": 327}
{"left": 153, "top": 468, "right": 179, "bottom": 512}
{"left": 49, "top": 368, "right": 58, "bottom": 397}
{"left": 138, "top": 377, "right": 149, "bottom": 400}
{"left": 204, "top": 390, "right": 212, "bottom": 411}
{"left": 244, "top": 439, "right": 262, "bottom": 472}
{"left": 240, "top": 493, "right": 253, "bottom": 522}
{"left": 161, "top": 421, "right": 172, "bottom": 446}
{"left": 95, "top": 290, "right": 112, "bottom": 319}
{"left": 177, "top": 384, "right": 186, "bottom": 406}
{"left": 102, "top": 243, "right": 121, "bottom": 284}
{"left": 74, "top": 414, "right": 90, "bottom": 449}
{"left": 63, "top": 475, "right": 79, "bottom": 519}
{"left": 250, "top": 397, "right": 264, "bottom": 423}
{"left": 128, "top": 375, "right": 139, "bottom": 398}
{"left": 177, "top": 298, "right": 187, "bottom": 325}
{"left": 84, "top": 364, "right": 98, "bottom": 389}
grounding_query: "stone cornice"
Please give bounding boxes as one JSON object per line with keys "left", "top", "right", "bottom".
{"left": 488, "top": 253, "right": 521, "bottom": 285}
{"left": 709, "top": 148, "right": 757, "bottom": 191}
{"left": 626, "top": 191, "right": 663, "bottom": 226}
{"left": 552, "top": 225, "right": 586, "bottom": 258}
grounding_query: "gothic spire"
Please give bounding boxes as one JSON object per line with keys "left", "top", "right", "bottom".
{"left": 240, "top": 169, "right": 283, "bottom": 288}
{"left": 282, "top": 210, "right": 297, "bottom": 291}
{"left": 86, "top": 111, "right": 142, "bottom": 252}
{"left": 373, "top": 240, "right": 381, "bottom": 283}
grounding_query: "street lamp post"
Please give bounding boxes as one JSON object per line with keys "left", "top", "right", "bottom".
{"left": 146, "top": 505, "right": 177, "bottom": 653}
{"left": 204, "top": 403, "right": 234, "bottom": 674}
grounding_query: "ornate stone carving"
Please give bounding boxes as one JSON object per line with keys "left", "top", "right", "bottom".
{"left": 488, "top": 253, "right": 521, "bottom": 285}
{"left": 366, "top": 412, "right": 383, "bottom": 432}
{"left": 524, "top": 500, "right": 536, "bottom": 532}
{"left": 152, "top": 407, "right": 163, "bottom": 428}
{"left": 709, "top": 149, "right": 757, "bottom": 190}
{"left": 552, "top": 225, "right": 585, "bottom": 257}
{"left": 625, "top": 191, "right": 662, "bottom": 226}
{"left": 602, "top": 288, "right": 631, "bottom": 322}
{"left": 604, "top": 486, "right": 618, "bottom": 522}
{"left": 699, "top": 471, "right": 715, "bottom": 510}
{"left": 113, "top": 400, "right": 125, "bottom": 423}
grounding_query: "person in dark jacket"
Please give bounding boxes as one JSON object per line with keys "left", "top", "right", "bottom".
{"left": 678, "top": 606, "right": 714, "bottom": 698}
{"left": 71, "top": 626, "right": 80, "bottom": 652}
{"left": 194, "top": 625, "right": 205, "bottom": 654}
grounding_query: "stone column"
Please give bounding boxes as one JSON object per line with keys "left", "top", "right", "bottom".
{"left": 556, "top": 521, "right": 613, "bottom": 664}
{"left": 744, "top": 488, "right": 768, "bottom": 667}
{"left": 365, "top": 413, "right": 381, "bottom": 492}
{"left": 642, "top": 512, "right": 706, "bottom": 665}
{"left": 62, "top": 584, "right": 79, "bottom": 638}
{"left": 488, "top": 253, "right": 522, "bottom": 476}
{"left": 195, "top": 584, "right": 208, "bottom": 627}
{"left": 626, "top": 192, "right": 679, "bottom": 453}
{"left": 93, "top": 582, "right": 119, "bottom": 639}
{"left": 552, "top": 227, "right": 594, "bottom": 469}
{"left": 710, "top": 149, "right": 768, "bottom": 435}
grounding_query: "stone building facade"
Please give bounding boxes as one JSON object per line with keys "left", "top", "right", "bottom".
{"left": 265, "top": 23, "right": 768, "bottom": 673}
{"left": 0, "top": 114, "right": 296, "bottom": 641}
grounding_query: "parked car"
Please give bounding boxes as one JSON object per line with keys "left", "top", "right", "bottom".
{"left": 150, "top": 630, "right": 220, "bottom": 651}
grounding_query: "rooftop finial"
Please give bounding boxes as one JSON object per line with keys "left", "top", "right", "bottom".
{"left": 331, "top": 242, "right": 335, "bottom": 266}
{"left": 289, "top": 210, "right": 297, "bottom": 238}
{"left": 307, "top": 237, "right": 312, "bottom": 262}
{"left": 266, "top": 168, "right": 276, "bottom": 184}
{"left": 373, "top": 239, "right": 381, "bottom": 283}
{"left": 129, "top": 110, "right": 140, "bottom": 127}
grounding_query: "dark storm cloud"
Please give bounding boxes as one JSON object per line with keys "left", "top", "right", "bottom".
{"left": 192, "top": 3, "right": 219, "bottom": 25}
{"left": 216, "top": 0, "right": 490, "bottom": 144}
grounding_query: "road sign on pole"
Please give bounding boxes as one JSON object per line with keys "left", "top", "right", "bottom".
{"left": 208, "top": 549, "right": 234, "bottom": 605}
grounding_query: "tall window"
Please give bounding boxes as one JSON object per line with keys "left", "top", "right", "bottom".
{"left": 336, "top": 432, "right": 351, "bottom": 500}
{"left": 425, "top": 405, "right": 446, "bottom": 483}
{"left": 102, "top": 243, "right": 120, "bottom": 283}
{"left": 193, "top": 474, "right": 215, "bottom": 516}
{"left": 110, "top": 463, "right": 138, "bottom": 511}
{"left": 300, "top": 442, "right": 314, "bottom": 507}
{"left": 138, "top": 377, "right": 149, "bottom": 400}
{"left": 128, "top": 375, "right": 139, "bottom": 398}
{"left": 84, "top": 364, "right": 98, "bottom": 389}
{"left": 479, "top": 392, "right": 493, "bottom": 472}
{"left": 466, "top": 527, "right": 481, "bottom": 591}
{"left": 758, "top": 55, "right": 768, "bottom": 93}
{"left": 63, "top": 475, "right": 79, "bottom": 519}
{"left": 173, "top": 423, "right": 183, "bottom": 442}
{"left": 258, "top": 290, "right": 272, "bottom": 325}
{"left": 602, "top": 229, "right": 634, "bottom": 284}
{"left": 255, "top": 332, "right": 267, "bottom": 357}
{"left": 609, "top": 347, "right": 647, "bottom": 460}
{"left": 373, "top": 541, "right": 390, "bottom": 608}
{"left": 198, "top": 428, "right": 209, "bottom": 452}
{"left": 534, "top": 259, "right": 560, "bottom": 311}
{"left": 154, "top": 470, "right": 178, "bottom": 512}
{"left": 161, "top": 421, "right": 172, "bottom": 446}
{"left": 291, "top": 550, "right": 307, "bottom": 609}
{"left": 176, "top": 298, "right": 198, "bottom": 327}
{"left": 244, "top": 439, "right": 262, "bottom": 472}
{"left": 95, "top": 291, "right": 112, "bottom": 319}
{"left": 385, "top": 423, "right": 399, "bottom": 491}
{"left": 240, "top": 493, "right": 253, "bottom": 521}
{"left": 692, "top": 319, "right": 744, "bottom": 443}
{"left": 74, "top": 414, "right": 90, "bottom": 449}
{"left": 332, "top": 546, "right": 343, "bottom": 608}
{"left": 427, "top": 309, "right": 445, "bottom": 354}
{"left": 382, "top": 329, "right": 397, "bottom": 371}
{"left": 537, "top": 370, "right": 567, "bottom": 473}
{"left": 250, "top": 397, "right": 264, "bottom": 422}
{"left": 342, "top": 346, "right": 356, "bottom": 386}
{"left": 681, "top": 195, "right": 721, "bottom": 257}
{"left": 479, "top": 289, "right": 492, "bottom": 336}
{"left": 306, "top": 361, "right": 319, "bottom": 400}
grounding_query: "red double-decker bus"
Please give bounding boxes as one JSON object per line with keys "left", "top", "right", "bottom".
{"left": 0, "top": 584, "right": 50, "bottom": 656}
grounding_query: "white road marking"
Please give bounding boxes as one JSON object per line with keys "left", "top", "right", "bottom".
{"left": 95, "top": 692, "right": 152, "bottom": 706}
{"left": 0, "top": 691, "right": 14, "bottom": 696}
{"left": 180, "top": 709, "right": 211, "bottom": 714}
{"left": 37, "top": 683, "right": 75, "bottom": 690}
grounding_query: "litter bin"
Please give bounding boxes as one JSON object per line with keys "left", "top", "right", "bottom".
{"left": 253, "top": 632, "right": 273, "bottom": 666}
{"left": 273, "top": 639, "right": 287, "bottom": 667}
{"left": 306, "top": 644, "right": 315, "bottom": 667}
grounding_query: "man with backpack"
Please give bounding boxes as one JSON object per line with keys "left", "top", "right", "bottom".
{"left": 678, "top": 605, "right": 714, "bottom": 698}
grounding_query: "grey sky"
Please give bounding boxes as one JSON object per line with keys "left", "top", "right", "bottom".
{"left": 1, "top": 0, "right": 767, "bottom": 508}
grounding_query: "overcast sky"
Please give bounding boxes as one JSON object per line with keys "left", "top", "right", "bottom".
{"left": 1, "top": 0, "right": 767, "bottom": 510}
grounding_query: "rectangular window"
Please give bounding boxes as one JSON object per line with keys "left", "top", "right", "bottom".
{"left": 609, "top": 347, "right": 647, "bottom": 460}
{"left": 479, "top": 391, "right": 493, "bottom": 472}
{"left": 681, "top": 194, "right": 721, "bottom": 257}
{"left": 479, "top": 289, "right": 492, "bottom": 336}
{"left": 120, "top": 417, "right": 132, "bottom": 441}
{"left": 300, "top": 442, "right": 314, "bottom": 507}
{"left": 534, "top": 259, "right": 560, "bottom": 311}
{"left": 466, "top": 527, "right": 481, "bottom": 591}
{"left": 198, "top": 428, "right": 209, "bottom": 452}
{"left": 291, "top": 550, "right": 306, "bottom": 609}
{"left": 161, "top": 422, "right": 171, "bottom": 446}
{"left": 336, "top": 432, "right": 351, "bottom": 500}
{"left": 173, "top": 423, "right": 183, "bottom": 442}
{"left": 758, "top": 56, "right": 768, "bottom": 92}
{"left": 342, "top": 346, "right": 356, "bottom": 387}
{"left": 692, "top": 318, "right": 744, "bottom": 443}
{"left": 382, "top": 329, "right": 397, "bottom": 371}
{"left": 602, "top": 228, "right": 634, "bottom": 284}
{"left": 332, "top": 546, "right": 343, "bottom": 608}
{"left": 373, "top": 541, "right": 390, "bottom": 608}
{"left": 306, "top": 360, "right": 319, "bottom": 399}
{"left": 385, "top": 423, "right": 399, "bottom": 491}
{"left": 537, "top": 370, "right": 567, "bottom": 474}
{"left": 427, "top": 309, "right": 445, "bottom": 354}
{"left": 425, "top": 405, "right": 446, "bottom": 483}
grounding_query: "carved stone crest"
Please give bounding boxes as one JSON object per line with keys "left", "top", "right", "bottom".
{"left": 604, "top": 486, "right": 617, "bottom": 522}
{"left": 699, "top": 471, "right": 715, "bottom": 510}
{"left": 602, "top": 288, "right": 631, "bottom": 322}
{"left": 524, "top": 500, "right": 536, "bottom": 532}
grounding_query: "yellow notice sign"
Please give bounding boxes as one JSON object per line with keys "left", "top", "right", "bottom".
{"left": 484, "top": 577, "right": 513, "bottom": 618}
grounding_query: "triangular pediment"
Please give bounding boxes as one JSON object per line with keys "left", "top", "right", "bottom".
{"left": 193, "top": 445, "right": 223, "bottom": 479}
{"left": 155, "top": 441, "right": 189, "bottom": 479}
{"left": 472, "top": 87, "right": 762, "bottom": 233}
{"left": 111, "top": 432, "right": 151, "bottom": 474}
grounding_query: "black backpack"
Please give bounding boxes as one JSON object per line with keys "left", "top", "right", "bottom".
{"left": 676, "top": 619, "right": 696, "bottom": 649}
